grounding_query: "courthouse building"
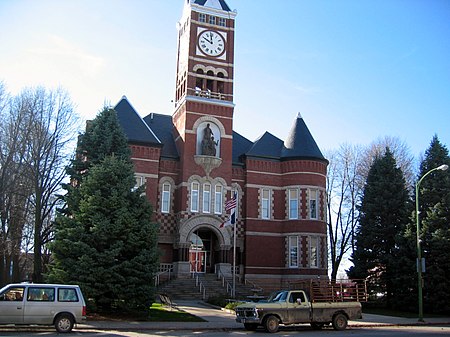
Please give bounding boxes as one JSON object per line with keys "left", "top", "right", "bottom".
{"left": 114, "top": 0, "right": 328, "bottom": 287}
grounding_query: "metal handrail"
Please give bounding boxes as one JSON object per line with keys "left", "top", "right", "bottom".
{"left": 216, "top": 268, "right": 233, "bottom": 296}
{"left": 154, "top": 269, "right": 172, "bottom": 287}
{"left": 192, "top": 272, "right": 206, "bottom": 300}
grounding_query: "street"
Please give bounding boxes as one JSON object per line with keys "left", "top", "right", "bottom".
{"left": 0, "top": 326, "right": 449, "bottom": 337}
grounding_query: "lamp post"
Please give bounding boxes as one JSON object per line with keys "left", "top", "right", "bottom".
{"left": 415, "top": 164, "right": 448, "bottom": 322}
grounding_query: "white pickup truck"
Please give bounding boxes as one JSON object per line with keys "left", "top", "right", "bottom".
{"left": 236, "top": 281, "right": 366, "bottom": 333}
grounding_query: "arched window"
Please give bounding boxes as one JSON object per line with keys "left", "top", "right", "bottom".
{"left": 214, "top": 185, "right": 223, "bottom": 214}
{"left": 203, "top": 183, "right": 211, "bottom": 213}
{"left": 161, "top": 183, "right": 171, "bottom": 213}
{"left": 191, "top": 182, "right": 200, "bottom": 212}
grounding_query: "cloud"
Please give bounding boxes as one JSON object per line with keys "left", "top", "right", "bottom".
{"left": 294, "top": 85, "right": 321, "bottom": 95}
{"left": 27, "top": 35, "right": 105, "bottom": 77}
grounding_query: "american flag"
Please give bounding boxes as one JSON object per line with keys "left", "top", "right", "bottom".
{"left": 225, "top": 192, "right": 237, "bottom": 211}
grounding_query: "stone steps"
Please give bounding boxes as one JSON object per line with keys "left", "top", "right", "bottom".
{"left": 157, "top": 274, "right": 261, "bottom": 301}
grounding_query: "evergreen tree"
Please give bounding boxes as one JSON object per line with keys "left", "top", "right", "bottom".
{"left": 417, "top": 136, "right": 450, "bottom": 313}
{"left": 348, "top": 148, "right": 411, "bottom": 308}
{"left": 48, "top": 107, "right": 159, "bottom": 312}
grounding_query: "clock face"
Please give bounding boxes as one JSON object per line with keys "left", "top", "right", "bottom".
{"left": 198, "top": 30, "right": 225, "bottom": 57}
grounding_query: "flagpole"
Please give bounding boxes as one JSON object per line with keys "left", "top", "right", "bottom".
{"left": 232, "top": 212, "right": 236, "bottom": 299}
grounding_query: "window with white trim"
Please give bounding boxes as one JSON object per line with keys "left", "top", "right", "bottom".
{"left": 161, "top": 183, "right": 170, "bottom": 213}
{"left": 203, "top": 183, "right": 211, "bottom": 213}
{"left": 310, "top": 236, "right": 319, "bottom": 268}
{"left": 214, "top": 185, "right": 222, "bottom": 214}
{"left": 289, "top": 236, "right": 299, "bottom": 268}
{"left": 289, "top": 189, "right": 299, "bottom": 219}
{"left": 191, "top": 182, "right": 199, "bottom": 212}
{"left": 261, "top": 188, "right": 270, "bottom": 219}
{"left": 209, "top": 15, "right": 216, "bottom": 25}
{"left": 199, "top": 13, "right": 206, "bottom": 23}
{"left": 309, "top": 189, "right": 318, "bottom": 219}
{"left": 218, "top": 17, "right": 226, "bottom": 27}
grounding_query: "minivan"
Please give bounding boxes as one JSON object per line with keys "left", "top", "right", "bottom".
{"left": 0, "top": 283, "right": 86, "bottom": 333}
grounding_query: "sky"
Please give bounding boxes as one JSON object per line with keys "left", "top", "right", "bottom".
{"left": 0, "top": 0, "right": 449, "bottom": 162}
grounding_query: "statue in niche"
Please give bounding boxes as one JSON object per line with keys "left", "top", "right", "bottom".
{"left": 201, "top": 123, "right": 218, "bottom": 156}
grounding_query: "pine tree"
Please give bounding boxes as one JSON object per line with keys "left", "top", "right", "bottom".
{"left": 48, "top": 107, "right": 159, "bottom": 312}
{"left": 417, "top": 136, "right": 450, "bottom": 313}
{"left": 348, "top": 148, "right": 411, "bottom": 308}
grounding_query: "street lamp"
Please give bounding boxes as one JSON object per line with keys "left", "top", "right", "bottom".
{"left": 415, "top": 164, "right": 448, "bottom": 322}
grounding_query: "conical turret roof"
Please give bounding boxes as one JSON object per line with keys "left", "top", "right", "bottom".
{"left": 281, "top": 113, "right": 326, "bottom": 162}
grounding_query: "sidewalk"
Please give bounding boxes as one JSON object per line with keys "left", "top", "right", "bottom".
{"left": 77, "top": 300, "right": 450, "bottom": 331}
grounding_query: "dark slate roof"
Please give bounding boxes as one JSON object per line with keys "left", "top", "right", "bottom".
{"left": 232, "top": 131, "right": 253, "bottom": 164}
{"left": 281, "top": 114, "right": 326, "bottom": 161}
{"left": 246, "top": 132, "right": 284, "bottom": 160}
{"left": 114, "top": 97, "right": 161, "bottom": 146}
{"left": 191, "top": 0, "right": 231, "bottom": 11}
{"left": 143, "top": 113, "right": 179, "bottom": 159}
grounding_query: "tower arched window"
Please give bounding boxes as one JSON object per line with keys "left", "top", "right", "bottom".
{"left": 206, "top": 70, "right": 214, "bottom": 94}
{"left": 195, "top": 69, "right": 204, "bottom": 94}
{"left": 217, "top": 72, "right": 225, "bottom": 96}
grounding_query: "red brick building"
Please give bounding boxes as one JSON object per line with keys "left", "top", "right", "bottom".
{"left": 114, "top": 0, "right": 328, "bottom": 287}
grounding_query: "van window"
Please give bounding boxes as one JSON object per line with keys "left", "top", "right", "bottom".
{"left": 27, "top": 287, "right": 55, "bottom": 301}
{"left": 0, "top": 287, "right": 24, "bottom": 301}
{"left": 58, "top": 288, "right": 79, "bottom": 302}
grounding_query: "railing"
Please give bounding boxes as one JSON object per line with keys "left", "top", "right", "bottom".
{"left": 189, "top": 87, "right": 232, "bottom": 101}
{"left": 192, "top": 272, "right": 206, "bottom": 300}
{"left": 216, "top": 268, "right": 233, "bottom": 296}
{"left": 154, "top": 264, "right": 174, "bottom": 287}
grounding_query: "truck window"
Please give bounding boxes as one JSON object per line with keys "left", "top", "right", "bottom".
{"left": 58, "top": 288, "right": 79, "bottom": 302}
{"left": 271, "top": 291, "right": 288, "bottom": 302}
{"left": 27, "top": 287, "right": 55, "bottom": 301}
{"left": 289, "top": 292, "right": 306, "bottom": 303}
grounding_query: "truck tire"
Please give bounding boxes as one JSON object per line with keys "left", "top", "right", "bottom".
{"left": 332, "top": 313, "right": 348, "bottom": 331}
{"left": 244, "top": 323, "right": 259, "bottom": 331}
{"left": 55, "top": 313, "right": 74, "bottom": 333}
{"left": 264, "top": 315, "right": 280, "bottom": 333}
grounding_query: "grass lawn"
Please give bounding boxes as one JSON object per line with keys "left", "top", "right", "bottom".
{"left": 147, "top": 303, "right": 206, "bottom": 322}
{"left": 88, "top": 303, "right": 206, "bottom": 322}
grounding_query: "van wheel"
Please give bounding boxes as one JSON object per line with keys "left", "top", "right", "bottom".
{"left": 332, "top": 313, "right": 348, "bottom": 330}
{"left": 264, "top": 315, "right": 280, "bottom": 333}
{"left": 55, "top": 313, "right": 74, "bottom": 333}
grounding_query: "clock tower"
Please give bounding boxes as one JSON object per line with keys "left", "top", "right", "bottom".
{"left": 173, "top": 0, "right": 236, "bottom": 183}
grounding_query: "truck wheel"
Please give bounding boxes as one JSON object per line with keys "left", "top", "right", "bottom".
{"left": 264, "top": 315, "right": 280, "bottom": 333}
{"left": 55, "top": 313, "right": 74, "bottom": 333}
{"left": 311, "top": 322, "right": 325, "bottom": 330}
{"left": 244, "top": 323, "right": 259, "bottom": 331}
{"left": 332, "top": 313, "right": 348, "bottom": 331}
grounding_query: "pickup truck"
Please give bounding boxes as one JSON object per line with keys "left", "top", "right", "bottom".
{"left": 235, "top": 289, "right": 363, "bottom": 333}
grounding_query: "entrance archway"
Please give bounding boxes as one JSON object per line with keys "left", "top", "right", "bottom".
{"left": 189, "top": 229, "right": 217, "bottom": 273}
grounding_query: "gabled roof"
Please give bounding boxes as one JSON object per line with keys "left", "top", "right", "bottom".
{"left": 143, "top": 113, "right": 179, "bottom": 159}
{"left": 246, "top": 132, "right": 284, "bottom": 160}
{"left": 281, "top": 114, "right": 326, "bottom": 161}
{"left": 114, "top": 97, "right": 161, "bottom": 146}
{"left": 191, "top": 0, "right": 231, "bottom": 11}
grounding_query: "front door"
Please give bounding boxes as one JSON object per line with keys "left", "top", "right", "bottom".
{"left": 189, "top": 229, "right": 217, "bottom": 273}
{"left": 189, "top": 250, "right": 207, "bottom": 273}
